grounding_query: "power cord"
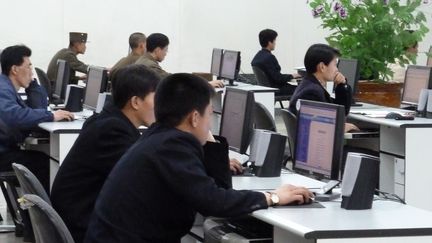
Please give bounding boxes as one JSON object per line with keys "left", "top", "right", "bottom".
{"left": 375, "top": 189, "right": 406, "bottom": 204}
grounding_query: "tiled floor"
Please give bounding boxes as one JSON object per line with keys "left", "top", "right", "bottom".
{"left": 0, "top": 104, "right": 290, "bottom": 243}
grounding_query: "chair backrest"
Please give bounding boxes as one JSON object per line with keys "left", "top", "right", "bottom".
{"left": 280, "top": 109, "right": 297, "bottom": 158}
{"left": 19, "top": 194, "right": 75, "bottom": 243}
{"left": 12, "top": 163, "right": 51, "bottom": 205}
{"left": 253, "top": 102, "right": 276, "bottom": 132}
{"left": 252, "top": 66, "right": 272, "bottom": 87}
{"left": 35, "top": 67, "right": 53, "bottom": 100}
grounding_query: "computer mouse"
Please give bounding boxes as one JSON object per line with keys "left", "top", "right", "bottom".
{"left": 58, "top": 117, "right": 74, "bottom": 122}
{"left": 284, "top": 197, "right": 314, "bottom": 206}
{"left": 385, "top": 112, "right": 403, "bottom": 119}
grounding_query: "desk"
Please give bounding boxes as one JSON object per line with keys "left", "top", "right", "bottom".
{"left": 233, "top": 174, "right": 432, "bottom": 243}
{"left": 348, "top": 103, "right": 432, "bottom": 211}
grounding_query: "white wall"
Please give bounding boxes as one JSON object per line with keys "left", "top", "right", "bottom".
{"left": 0, "top": 0, "right": 430, "bottom": 74}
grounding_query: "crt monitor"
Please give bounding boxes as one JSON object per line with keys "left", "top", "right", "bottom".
{"left": 220, "top": 50, "right": 241, "bottom": 86}
{"left": 83, "top": 66, "right": 109, "bottom": 110}
{"left": 210, "top": 48, "right": 223, "bottom": 77}
{"left": 401, "top": 65, "right": 432, "bottom": 106}
{"left": 427, "top": 46, "right": 432, "bottom": 67}
{"left": 337, "top": 58, "right": 360, "bottom": 103}
{"left": 293, "top": 99, "right": 345, "bottom": 180}
{"left": 219, "top": 87, "right": 255, "bottom": 154}
{"left": 52, "top": 59, "right": 70, "bottom": 102}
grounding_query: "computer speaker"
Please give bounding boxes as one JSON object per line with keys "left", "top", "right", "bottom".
{"left": 95, "top": 92, "right": 113, "bottom": 113}
{"left": 65, "top": 85, "right": 84, "bottom": 112}
{"left": 426, "top": 90, "right": 432, "bottom": 119}
{"left": 417, "top": 88, "right": 429, "bottom": 117}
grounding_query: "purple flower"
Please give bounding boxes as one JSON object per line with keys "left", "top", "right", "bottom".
{"left": 339, "top": 7, "right": 347, "bottom": 19}
{"left": 423, "top": 0, "right": 429, "bottom": 4}
{"left": 383, "top": 0, "right": 389, "bottom": 5}
{"left": 334, "top": 2, "right": 342, "bottom": 11}
{"left": 312, "top": 5, "right": 324, "bottom": 18}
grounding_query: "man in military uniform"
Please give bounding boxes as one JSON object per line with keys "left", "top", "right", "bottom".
{"left": 110, "top": 32, "right": 146, "bottom": 80}
{"left": 135, "top": 33, "right": 170, "bottom": 80}
{"left": 47, "top": 32, "right": 89, "bottom": 86}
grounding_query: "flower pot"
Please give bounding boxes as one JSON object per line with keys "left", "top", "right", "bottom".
{"left": 355, "top": 81, "right": 403, "bottom": 108}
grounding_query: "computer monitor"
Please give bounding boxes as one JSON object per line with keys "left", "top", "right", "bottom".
{"left": 219, "top": 87, "right": 255, "bottom": 154}
{"left": 427, "top": 46, "right": 432, "bottom": 67}
{"left": 401, "top": 65, "right": 432, "bottom": 106}
{"left": 220, "top": 50, "right": 241, "bottom": 86}
{"left": 338, "top": 58, "right": 360, "bottom": 104}
{"left": 293, "top": 100, "right": 345, "bottom": 180}
{"left": 83, "top": 66, "right": 109, "bottom": 110}
{"left": 210, "top": 48, "right": 223, "bottom": 77}
{"left": 52, "top": 59, "right": 70, "bottom": 102}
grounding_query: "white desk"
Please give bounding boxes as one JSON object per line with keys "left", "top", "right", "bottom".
{"left": 349, "top": 103, "right": 432, "bottom": 211}
{"left": 233, "top": 174, "right": 432, "bottom": 243}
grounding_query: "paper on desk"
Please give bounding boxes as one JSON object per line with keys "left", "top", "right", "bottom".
{"left": 351, "top": 110, "right": 415, "bottom": 118}
{"left": 229, "top": 150, "right": 249, "bottom": 164}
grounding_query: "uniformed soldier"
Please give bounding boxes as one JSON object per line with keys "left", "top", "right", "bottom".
{"left": 135, "top": 33, "right": 170, "bottom": 80}
{"left": 47, "top": 32, "right": 89, "bottom": 86}
{"left": 110, "top": 32, "right": 146, "bottom": 80}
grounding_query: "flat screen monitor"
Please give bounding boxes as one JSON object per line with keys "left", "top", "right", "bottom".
{"left": 338, "top": 58, "right": 360, "bottom": 101}
{"left": 294, "top": 100, "right": 345, "bottom": 180}
{"left": 401, "top": 65, "right": 432, "bottom": 106}
{"left": 220, "top": 50, "right": 241, "bottom": 85}
{"left": 219, "top": 87, "right": 255, "bottom": 154}
{"left": 83, "top": 66, "right": 108, "bottom": 110}
{"left": 52, "top": 59, "right": 70, "bottom": 101}
{"left": 210, "top": 48, "right": 223, "bottom": 77}
{"left": 427, "top": 46, "right": 432, "bottom": 67}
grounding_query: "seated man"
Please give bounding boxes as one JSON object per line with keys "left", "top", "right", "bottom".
{"left": 388, "top": 30, "right": 419, "bottom": 83}
{"left": 47, "top": 32, "right": 89, "bottom": 85}
{"left": 50, "top": 65, "right": 160, "bottom": 243}
{"left": 251, "top": 29, "right": 300, "bottom": 95}
{"left": 288, "top": 43, "right": 357, "bottom": 132}
{"left": 110, "top": 32, "right": 147, "bottom": 80}
{"left": 84, "top": 73, "right": 312, "bottom": 243}
{"left": 0, "top": 45, "right": 73, "bottom": 190}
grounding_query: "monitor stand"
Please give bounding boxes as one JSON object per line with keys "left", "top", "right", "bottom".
{"left": 225, "top": 79, "right": 238, "bottom": 86}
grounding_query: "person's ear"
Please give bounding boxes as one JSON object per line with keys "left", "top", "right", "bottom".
{"left": 130, "top": 96, "right": 140, "bottom": 110}
{"left": 191, "top": 110, "right": 200, "bottom": 128}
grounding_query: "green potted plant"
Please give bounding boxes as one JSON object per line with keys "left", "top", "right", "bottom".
{"left": 308, "top": 0, "right": 429, "bottom": 82}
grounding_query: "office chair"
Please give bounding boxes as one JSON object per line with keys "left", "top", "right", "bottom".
{"left": 35, "top": 67, "right": 53, "bottom": 101}
{"left": 12, "top": 163, "right": 51, "bottom": 205}
{"left": 0, "top": 171, "right": 22, "bottom": 234}
{"left": 19, "top": 194, "right": 75, "bottom": 243}
{"left": 280, "top": 109, "right": 297, "bottom": 160}
{"left": 252, "top": 66, "right": 291, "bottom": 108}
{"left": 253, "top": 102, "right": 276, "bottom": 132}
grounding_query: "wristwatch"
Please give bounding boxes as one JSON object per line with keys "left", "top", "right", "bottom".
{"left": 267, "top": 191, "right": 280, "bottom": 206}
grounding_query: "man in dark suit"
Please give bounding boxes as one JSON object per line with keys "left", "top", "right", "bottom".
{"left": 288, "top": 44, "right": 358, "bottom": 132}
{"left": 84, "top": 73, "right": 312, "bottom": 243}
{"left": 251, "top": 29, "right": 300, "bottom": 95}
{"left": 50, "top": 65, "right": 160, "bottom": 243}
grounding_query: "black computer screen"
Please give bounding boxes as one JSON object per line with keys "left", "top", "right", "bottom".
{"left": 210, "top": 48, "right": 223, "bottom": 77}
{"left": 53, "top": 60, "right": 70, "bottom": 100}
{"left": 401, "top": 65, "right": 432, "bottom": 105}
{"left": 337, "top": 58, "right": 360, "bottom": 95}
{"left": 294, "top": 100, "right": 345, "bottom": 180}
{"left": 219, "top": 87, "right": 255, "bottom": 154}
{"left": 220, "top": 50, "right": 240, "bottom": 80}
{"left": 83, "top": 67, "right": 108, "bottom": 110}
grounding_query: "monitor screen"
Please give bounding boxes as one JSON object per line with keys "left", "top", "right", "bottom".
{"left": 83, "top": 67, "right": 108, "bottom": 110}
{"left": 220, "top": 50, "right": 240, "bottom": 80}
{"left": 219, "top": 87, "right": 255, "bottom": 154}
{"left": 427, "top": 46, "right": 432, "bottom": 67}
{"left": 210, "top": 48, "right": 223, "bottom": 77}
{"left": 53, "top": 60, "right": 70, "bottom": 101}
{"left": 337, "top": 58, "right": 360, "bottom": 95}
{"left": 294, "top": 100, "right": 345, "bottom": 180}
{"left": 401, "top": 65, "right": 432, "bottom": 105}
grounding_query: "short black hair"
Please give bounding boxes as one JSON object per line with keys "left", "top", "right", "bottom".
{"left": 129, "top": 32, "right": 146, "bottom": 49}
{"left": 155, "top": 73, "right": 215, "bottom": 127}
{"left": 146, "top": 33, "right": 169, "bottom": 52}
{"left": 304, "top": 44, "right": 341, "bottom": 74}
{"left": 1, "top": 45, "right": 32, "bottom": 76}
{"left": 112, "top": 64, "right": 160, "bottom": 109}
{"left": 259, "top": 29, "right": 278, "bottom": 48}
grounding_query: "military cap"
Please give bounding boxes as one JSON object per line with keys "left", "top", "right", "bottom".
{"left": 69, "top": 32, "right": 88, "bottom": 43}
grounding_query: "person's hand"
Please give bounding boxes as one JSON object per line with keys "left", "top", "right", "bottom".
{"left": 209, "top": 80, "right": 224, "bottom": 88}
{"left": 229, "top": 158, "right": 243, "bottom": 174}
{"left": 53, "top": 110, "right": 74, "bottom": 121}
{"left": 333, "top": 72, "right": 346, "bottom": 85}
{"left": 268, "top": 184, "right": 313, "bottom": 206}
{"left": 292, "top": 73, "right": 302, "bottom": 79}
{"left": 344, "top": 122, "right": 360, "bottom": 133}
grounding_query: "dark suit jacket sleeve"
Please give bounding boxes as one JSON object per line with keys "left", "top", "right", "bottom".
{"left": 155, "top": 137, "right": 268, "bottom": 217}
{"left": 25, "top": 79, "right": 49, "bottom": 109}
{"left": 334, "top": 83, "right": 352, "bottom": 115}
{"left": 63, "top": 52, "right": 89, "bottom": 74}
{"left": 264, "top": 55, "right": 293, "bottom": 85}
{"left": 202, "top": 136, "right": 232, "bottom": 189}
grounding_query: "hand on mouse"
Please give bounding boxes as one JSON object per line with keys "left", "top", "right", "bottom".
{"left": 229, "top": 158, "right": 243, "bottom": 174}
{"left": 266, "top": 184, "right": 313, "bottom": 206}
{"left": 53, "top": 110, "right": 74, "bottom": 122}
{"left": 209, "top": 80, "right": 224, "bottom": 88}
{"left": 344, "top": 122, "right": 360, "bottom": 133}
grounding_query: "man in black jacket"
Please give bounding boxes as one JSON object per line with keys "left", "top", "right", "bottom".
{"left": 84, "top": 73, "right": 312, "bottom": 243}
{"left": 251, "top": 29, "right": 300, "bottom": 95}
{"left": 50, "top": 65, "right": 160, "bottom": 243}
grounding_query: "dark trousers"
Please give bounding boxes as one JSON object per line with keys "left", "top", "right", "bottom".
{"left": 277, "top": 83, "right": 297, "bottom": 96}
{"left": 0, "top": 149, "right": 50, "bottom": 192}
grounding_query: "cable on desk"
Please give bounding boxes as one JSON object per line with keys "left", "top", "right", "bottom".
{"left": 375, "top": 189, "right": 406, "bottom": 204}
